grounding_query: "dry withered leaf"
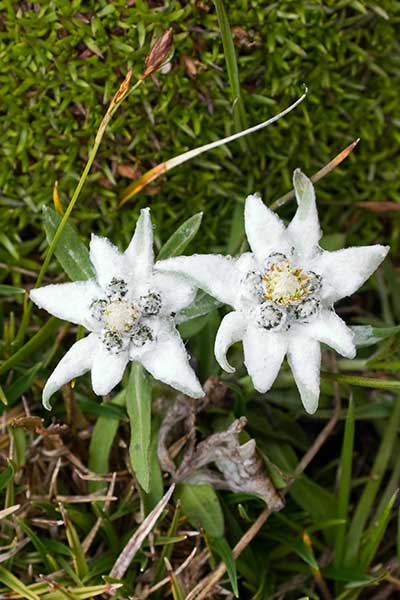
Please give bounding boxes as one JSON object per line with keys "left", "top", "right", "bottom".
{"left": 142, "top": 28, "right": 174, "bottom": 80}
{"left": 117, "top": 163, "right": 141, "bottom": 180}
{"left": 182, "top": 54, "right": 198, "bottom": 78}
{"left": 157, "top": 388, "right": 284, "bottom": 512}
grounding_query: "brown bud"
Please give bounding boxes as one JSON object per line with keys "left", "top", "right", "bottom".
{"left": 141, "top": 28, "right": 173, "bottom": 80}
{"left": 112, "top": 68, "right": 133, "bottom": 104}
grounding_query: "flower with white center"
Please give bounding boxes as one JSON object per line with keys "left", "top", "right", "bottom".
{"left": 157, "top": 170, "right": 389, "bottom": 414}
{"left": 31, "top": 209, "right": 204, "bottom": 410}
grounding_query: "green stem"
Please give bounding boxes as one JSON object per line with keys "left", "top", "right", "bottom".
{"left": 343, "top": 397, "right": 400, "bottom": 566}
{"left": 214, "top": 0, "right": 248, "bottom": 148}
{"left": 13, "top": 77, "right": 143, "bottom": 349}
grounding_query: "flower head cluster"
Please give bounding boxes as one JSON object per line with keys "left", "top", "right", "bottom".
{"left": 158, "top": 170, "right": 389, "bottom": 413}
{"left": 31, "top": 209, "right": 204, "bottom": 409}
{"left": 32, "top": 171, "right": 388, "bottom": 415}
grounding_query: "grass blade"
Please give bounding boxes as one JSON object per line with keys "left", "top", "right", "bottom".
{"left": 0, "top": 285, "right": 25, "bottom": 296}
{"left": 119, "top": 92, "right": 307, "bottom": 205}
{"left": 59, "top": 504, "right": 89, "bottom": 580}
{"left": 213, "top": 0, "right": 248, "bottom": 137}
{"left": 334, "top": 396, "right": 355, "bottom": 567}
{"left": 209, "top": 536, "right": 239, "bottom": 597}
{"left": 0, "top": 566, "right": 40, "bottom": 600}
{"left": 360, "top": 491, "right": 397, "bottom": 569}
{"left": 344, "top": 398, "right": 400, "bottom": 566}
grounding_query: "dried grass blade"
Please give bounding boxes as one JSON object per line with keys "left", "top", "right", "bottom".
{"left": 119, "top": 90, "right": 308, "bottom": 206}
{"left": 270, "top": 138, "right": 360, "bottom": 210}
{"left": 109, "top": 483, "right": 175, "bottom": 579}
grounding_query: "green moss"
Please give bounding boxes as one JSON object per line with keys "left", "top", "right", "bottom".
{"left": 0, "top": 1, "right": 399, "bottom": 262}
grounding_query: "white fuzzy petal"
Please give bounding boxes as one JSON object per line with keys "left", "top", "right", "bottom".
{"left": 287, "top": 335, "right": 320, "bottom": 414}
{"left": 243, "top": 324, "right": 287, "bottom": 393}
{"left": 42, "top": 333, "right": 98, "bottom": 410}
{"left": 313, "top": 245, "right": 389, "bottom": 303}
{"left": 304, "top": 311, "right": 356, "bottom": 358}
{"left": 124, "top": 208, "right": 154, "bottom": 281}
{"left": 30, "top": 281, "right": 101, "bottom": 329}
{"left": 139, "top": 326, "right": 204, "bottom": 398}
{"left": 151, "top": 270, "right": 196, "bottom": 314}
{"left": 244, "top": 194, "right": 289, "bottom": 264}
{"left": 90, "top": 235, "right": 127, "bottom": 288}
{"left": 91, "top": 346, "right": 129, "bottom": 396}
{"left": 156, "top": 254, "right": 238, "bottom": 307}
{"left": 215, "top": 311, "right": 247, "bottom": 373}
{"left": 287, "top": 169, "right": 321, "bottom": 260}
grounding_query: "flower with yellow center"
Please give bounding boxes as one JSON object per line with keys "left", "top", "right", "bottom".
{"left": 262, "top": 258, "right": 310, "bottom": 306}
{"left": 102, "top": 300, "right": 140, "bottom": 333}
{"left": 30, "top": 209, "right": 204, "bottom": 410}
{"left": 157, "top": 170, "right": 389, "bottom": 414}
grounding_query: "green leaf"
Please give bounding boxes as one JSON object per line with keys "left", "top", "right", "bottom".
{"left": 0, "top": 317, "right": 59, "bottom": 377}
{"left": 76, "top": 396, "right": 126, "bottom": 420}
{"left": 0, "top": 566, "right": 41, "bottom": 600}
{"left": 210, "top": 536, "right": 238, "bottom": 597}
{"left": 5, "top": 362, "right": 42, "bottom": 406}
{"left": 351, "top": 324, "right": 400, "bottom": 347}
{"left": 178, "top": 313, "right": 212, "bottom": 339}
{"left": 157, "top": 212, "right": 203, "bottom": 260}
{"left": 0, "top": 462, "right": 14, "bottom": 491}
{"left": 334, "top": 395, "right": 355, "bottom": 568}
{"left": 178, "top": 483, "right": 224, "bottom": 538}
{"left": 196, "top": 310, "right": 220, "bottom": 381}
{"left": 142, "top": 427, "right": 164, "bottom": 514}
{"left": 178, "top": 290, "right": 222, "bottom": 323}
{"left": 42, "top": 206, "right": 95, "bottom": 281}
{"left": 0, "top": 284, "right": 25, "bottom": 295}
{"left": 88, "top": 391, "right": 126, "bottom": 494}
{"left": 127, "top": 363, "right": 152, "bottom": 493}
{"left": 271, "top": 532, "right": 319, "bottom": 570}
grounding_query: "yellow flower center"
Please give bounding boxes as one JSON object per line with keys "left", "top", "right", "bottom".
{"left": 262, "top": 259, "right": 310, "bottom": 306}
{"left": 102, "top": 300, "right": 139, "bottom": 333}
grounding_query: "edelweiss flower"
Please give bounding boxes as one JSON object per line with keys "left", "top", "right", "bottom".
{"left": 158, "top": 170, "right": 389, "bottom": 413}
{"left": 31, "top": 209, "right": 204, "bottom": 409}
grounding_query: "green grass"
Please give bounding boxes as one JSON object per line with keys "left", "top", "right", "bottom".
{"left": 0, "top": 1, "right": 400, "bottom": 598}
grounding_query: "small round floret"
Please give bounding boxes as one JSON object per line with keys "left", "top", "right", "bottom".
{"left": 256, "top": 302, "right": 285, "bottom": 331}
{"left": 140, "top": 291, "right": 162, "bottom": 316}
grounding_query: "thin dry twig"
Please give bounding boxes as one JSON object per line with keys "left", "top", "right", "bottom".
{"left": 82, "top": 472, "right": 117, "bottom": 554}
{"left": 270, "top": 138, "right": 360, "bottom": 210}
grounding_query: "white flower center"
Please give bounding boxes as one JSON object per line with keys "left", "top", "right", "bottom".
{"left": 102, "top": 300, "right": 139, "bottom": 333}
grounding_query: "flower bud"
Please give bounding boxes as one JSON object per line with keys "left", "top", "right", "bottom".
{"left": 141, "top": 28, "right": 174, "bottom": 80}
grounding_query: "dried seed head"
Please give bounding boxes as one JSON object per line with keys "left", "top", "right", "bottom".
{"left": 112, "top": 69, "right": 132, "bottom": 104}
{"left": 141, "top": 28, "right": 174, "bottom": 80}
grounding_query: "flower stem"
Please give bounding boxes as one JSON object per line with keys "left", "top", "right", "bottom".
{"left": 13, "top": 74, "right": 143, "bottom": 348}
{"left": 213, "top": 0, "right": 248, "bottom": 149}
